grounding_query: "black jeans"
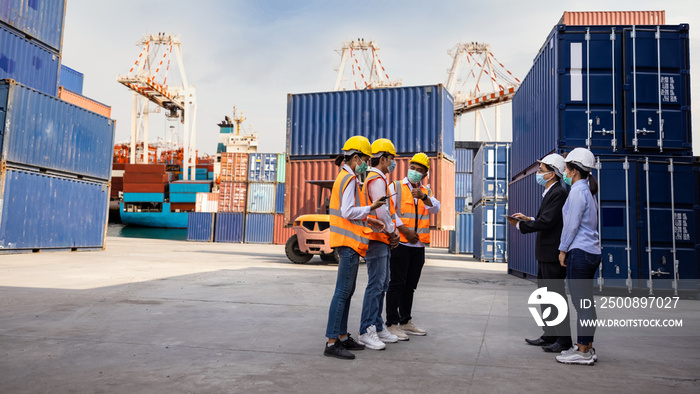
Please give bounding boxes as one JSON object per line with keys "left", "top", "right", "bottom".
{"left": 567, "top": 248, "right": 601, "bottom": 345}
{"left": 386, "top": 244, "right": 425, "bottom": 326}
{"left": 538, "top": 261, "right": 572, "bottom": 346}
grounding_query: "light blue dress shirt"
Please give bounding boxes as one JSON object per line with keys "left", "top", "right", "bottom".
{"left": 559, "top": 179, "right": 601, "bottom": 255}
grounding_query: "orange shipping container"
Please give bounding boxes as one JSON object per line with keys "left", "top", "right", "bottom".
{"left": 429, "top": 230, "right": 450, "bottom": 248}
{"left": 220, "top": 153, "right": 249, "bottom": 182}
{"left": 58, "top": 86, "right": 112, "bottom": 118}
{"left": 218, "top": 182, "right": 247, "bottom": 212}
{"left": 559, "top": 11, "right": 665, "bottom": 26}
{"left": 285, "top": 156, "right": 455, "bottom": 230}
{"left": 273, "top": 214, "right": 295, "bottom": 245}
{"left": 196, "top": 192, "right": 220, "bottom": 212}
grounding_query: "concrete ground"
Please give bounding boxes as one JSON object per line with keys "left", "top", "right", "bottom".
{"left": 0, "top": 237, "right": 699, "bottom": 393}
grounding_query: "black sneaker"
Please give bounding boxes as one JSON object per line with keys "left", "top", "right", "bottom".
{"left": 323, "top": 341, "right": 355, "bottom": 360}
{"left": 341, "top": 334, "right": 365, "bottom": 351}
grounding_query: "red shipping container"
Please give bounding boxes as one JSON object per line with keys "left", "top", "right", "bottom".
{"left": 170, "top": 202, "right": 196, "bottom": 212}
{"left": 57, "top": 86, "right": 112, "bottom": 118}
{"left": 429, "top": 230, "right": 450, "bottom": 248}
{"left": 113, "top": 163, "right": 126, "bottom": 171}
{"left": 124, "top": 163, "right": 166, "bottom": 174}
{"left": 122, "top": 183, "right": 167, "bottom": 193}
{"left": 220, "top": 153, "right": 249, "bottom": 182}
{"left": 273, "top": 214, "right": 295, "bottom": 245}
{"left": 123, "top": 172, "right": 169, "bottom": 183}
{"left": 218, "top": 182, "right": 247, "bottom": 212}
{"left": 559, "top": 10, "right": 665, "bottom": 26}
{"left": 110, "top": 177, "right": 123, "bottom": 198}
{"left": 285, "top": 155, "right": 455, "bottom": 230}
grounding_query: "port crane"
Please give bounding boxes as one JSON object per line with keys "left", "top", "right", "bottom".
{"left": 333, "top": 38, "right": 402, "bottom": 91}
{"left": 446, "top": 42, "right": 520, "bottom": 141}
{"left": 117, "top": 33, "right": 198, "bottom": 180}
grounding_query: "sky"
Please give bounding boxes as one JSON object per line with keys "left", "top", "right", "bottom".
{"left": 62, "top": 0, "right": 700, "bottom": 156}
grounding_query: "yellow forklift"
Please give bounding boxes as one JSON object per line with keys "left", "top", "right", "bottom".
{"left": 285, "top": 180, "right": 339, "bottom": 263}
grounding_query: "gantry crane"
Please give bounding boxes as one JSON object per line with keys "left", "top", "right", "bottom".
{"left": 333, "top": 38, "right": 402, "bottom": 91}
{"left": 446, "top": 42, "right": 520, "bottom": 141}
{"left": 117, "top": 32, "right": 198, "bottom": 180}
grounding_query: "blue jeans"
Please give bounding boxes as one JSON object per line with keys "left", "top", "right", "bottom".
{"left": 566, "top": 248, "right": 601, "bottom": 345}
{"left": 325, "top": 246, "right": 360, "bottom": 339}
{"left": 360, "top": 241, "right": 390, "bottom": 334}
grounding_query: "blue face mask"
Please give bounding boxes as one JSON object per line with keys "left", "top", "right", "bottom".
{"left": 563, "top": 171, "right": 573, "bottom": 186}
{"left": 407, "top": 169, "right": 423, "bottom": 183}
{"left": 388, "top": 159, "right": 396, "bottom": 173}
{"left": 536, "top": 171, "right": 551, "bottom": 186}
{"left": 355, "top": 158, "right": 368, "bottom": 175}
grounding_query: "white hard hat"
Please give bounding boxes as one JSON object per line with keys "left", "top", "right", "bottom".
{"left": 537, "top": 153, "right": 566, "bottom": 179}
{"left": 565, "top": 148, "right": 596, "bottom": 171}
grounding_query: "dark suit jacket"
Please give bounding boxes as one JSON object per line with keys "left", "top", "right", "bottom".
{"left": 518, "top": 182, "right": 568, "bottom": 263}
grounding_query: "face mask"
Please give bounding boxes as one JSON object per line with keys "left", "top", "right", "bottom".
{"left": 388, "top": 159, "right": 396, "bottom": 173}
{"left": 407, "top": 169, "right": 423, "bottom": 184}
{"left": 536, "top": 171, "right": 551, "bottom": 186}
{"left": 563, "top": 170, "right": 573, "bottom": 186}
{"left": 355, "top": 158, "right": 368, "bottom": 175}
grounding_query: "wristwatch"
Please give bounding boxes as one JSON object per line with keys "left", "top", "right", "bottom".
{"left": 421, "top": 194, "right": 428, "bottom": 201}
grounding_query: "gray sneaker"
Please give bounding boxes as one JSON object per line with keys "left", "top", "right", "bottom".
{"left": 556, "top": 348, "right": 595, "bottom": 365}
{"left": 560, "top": 346, "right": 597, "bottom": 362}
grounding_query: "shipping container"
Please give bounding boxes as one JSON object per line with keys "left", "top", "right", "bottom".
{"left": 273, "top": 213, "right": 294, "bottom": 245}
{"left": 429, "top": 230, "right": 450, "bottom": 248}
{"left": 0, "top": 168, "right": 108, "bottom": 251}
{"left": 170, "top": 181, "right": 212, "bottom": 194}
{"left": 0, "top": 26, "right": 59, "bottom": 96}
{"left": 218, "top": 181, "right": 247, "bottom": 212}
{"left": 0, "top": 80, "right": 115, "bottom": 180}
{"left": 122, "top": 192, "right": 164, "bottom": 203}
{"left": 248, "top": 153, "right": 278, "bottom": 182}
{"left": 57, "top": 86, "right": 111, "bottom": 118}
{"left": 284, "top": 156, "right": 455, "bottom": 229}
{"left": 58, "top": 65, "right": 83, "bottom": 94}
{"left": 455, "top": 148, "right": 475, "bottom": 173}
{"left": 122, "top": 173, "right": 168, "bottom": 183}
{"left": 0, "top": 0, "right": 65, "bottom": 51}
{"left": 124, "top": 163, "right": 166, "bottom": 173}
{"left": 247, "top": 182, "right": 276, "bottom": 213}
{"left": 472, "top": 142, "right": 510, "bottom": 204}
{"left": 455, "top": 173, "right": 473, "bottom": 198}
{"left": 507, "top": 171, "right": 539, "bottom": 278}
{"left": 276, "top": 153, "right": 286, "bottom": 183}
{"left": 170, "top": 193, "right": 197, "bottom": 203}
{"left": 512, "top": 24, "right": 692, "bottom": 177}
{"left": 244, "top": 213, "right": 274, "bottom": 244}
{"left": 195, "top": 192, "right": 219, "bottom": 213}
{"left": 449, "top": 213, "right": 474, "bottom": 254}
{"left": 171, "top": 202, "right": 195, "bottom": 211}
{"left": 558, "top": 11, "right": 665, "bottom": 26}
{"left": 473, "top": 201, "right": 508, "bottom": 262}
{"left": 122, "top": 183, "right": 166, "bottom": 193}
{"left": 287, "top": 84, "right": 454, "bottom": 160}
{"left": 187, "top": 212, "right": 215, "bottom": 242}
{"left": 214, "top": 212, "right": 244, "bottom": 243}
{"left": 219, "top": 152, "right": 248, "bottom": 182}
{"left": 275, "top": 183, "right": 285, "bottom": 214}
{"left": 455, "top": 197, "right": 472, "bottom": 213}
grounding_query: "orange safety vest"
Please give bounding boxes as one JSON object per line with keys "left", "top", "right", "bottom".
{"left": 330, "top": 168, "right": 370, "bottom": 256}
{"left": 392, "top": 180, "right": 431, "bottom": 244}
{"left": 360, "top": 169, "right": 396, "bottom": 245}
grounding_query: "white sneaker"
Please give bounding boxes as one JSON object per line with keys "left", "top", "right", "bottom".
{"left": 555, "top": 348, "right": 595, "bottom": 365}
{"left": 386, "top": 324, "right": 409, "bottom": 341}
{"left": 358, "top": 325, "right": 386, "bottom": 350}
{"left": 376, "top": 325, "right": 399, "bottom": 343}
{"left": 560, "top": 346, "right": 597, "bottom": 362}
{"left": 399, "top": 320, "right": 427, "bottom": 336}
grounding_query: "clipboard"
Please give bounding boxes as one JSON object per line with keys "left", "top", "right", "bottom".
{"left": 502, "top": 214, "right": 526, "bottom": 222}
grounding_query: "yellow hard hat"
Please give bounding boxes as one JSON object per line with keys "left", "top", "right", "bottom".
{"left": 342, "top": 135, "right": 372, "bottom": 156}
{"left": 410, "top": 153, "right": 430, "bottom": 170}
{"left": 370, "top": 138, "right": 397, "bottom": 157}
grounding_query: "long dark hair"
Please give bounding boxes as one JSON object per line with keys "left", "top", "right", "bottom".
{"left": 566, "top": 162, "right": 598, "bottom": 196}
{"left": 334, "top": 153, "right": 369, "bottom": 167}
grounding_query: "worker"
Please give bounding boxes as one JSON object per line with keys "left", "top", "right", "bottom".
{"left": 555, "top": 147, "right": 601, "bottom": 366}
{"left": 507, "top": 153, "right": 572, "bottom": 353}
{"left": 358, "top": 138, "right": 401, "bottom": 350}
{"left": 324, "top": 135, "right": 387, "bottom": 360}
{"left": 384, "top": 153, "right": 440, "bottom": 340}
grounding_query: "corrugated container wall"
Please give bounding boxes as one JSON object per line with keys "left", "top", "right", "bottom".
{"left": 0, "top": 80, "right": 115, "bottom": 180}
{"left": 187, "top": 212, "right": 215, "bottom": 242}
{"left": 511, "top": 24, "right": 692, "bottom": 177}
{"left": 247, "top": 183, "right": 276, "bottom": 213}
{"left": 214, "top": 212, "right": 244, "bottom": 243}
{"left": 507, "top": 171, "right": 540, "bottom": 277}
{"left": 276, "top": 154, "right": 286, "bottom": 183}
{"left": 195, "top": 192, "right": 219, "bottom": 213}
{"left": 0, "top": 169, "right": 108, "bottom": 250}
{"left": 455, "top": 173, "right": 473, "bottom": 198}
{"left": 0, "top": 26, "right": 59, "bottom": 96}
{"left": 455, "top": 213, "right": 474, "bottom": 254}
{"left": 472, "top": 143, "right": 510, "bottom": 204}
{"left": 559, "top": 11, "right": 665, "bottom": 26}
{"left": 429, "top": 230, "right": 450, "bottom": 248}
{"left": 455, "top": 148, "right": 474, "bottom": 173}
{"left": 287, "top": 85, "right": 454, "bottom": 160}
{"left": 244, "top": 213, "right": 274, "bottom": 244}
{"left": 57, "top": 87, "right": 111, "bottom": 118}
{"left": 219, "top": 153, "right": 248, "bottom": 182}
{"left": 248, "top": 153, "right": 278, "bottom": 182}
{"left": 58, "top": 65, "right": 83, "bottom": 94}
{"left": 275, "top": 183, "right": 285, "bottom": 214}
{"left": 0, "top": 0, "right": 66, "bottom": 51}
{"left": 285, "top": 156, "right": 455, "bottom": 230}
{"left": 273, "top": 214, "right": 294, "bottom": 245}
{"left": 218, "top": 182, "right": 247, "bottom": 212}
{"left": 473, "top": 201, "right": 507, "bottom": 262}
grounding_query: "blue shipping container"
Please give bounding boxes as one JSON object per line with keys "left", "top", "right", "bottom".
{"left": 0, "top": 79, "right": 115, "bottom": 180}
{"left": 455, "top": 173, "right": 473, "bottom": 198}
{"left": 187, "top": 212, "right": 215, "bottom": 242}
{"left": 512, "top": 24, "right": 692, "bottom": 177}
{"left": 215, "top": 212, "right": 244, "bottom": 243}
{"left": 287, "top": 85, "right": 454, "bottom": 160}
{"left": 0, "top": 25, "right": 59, "bottom": 96}
{"left": 473, "top": 201, "right": 507, "bottom": 262}
{"left": 248, "top": 153, "right": 278, "bottom": 182}
{"left": 0, "top": 0, "right": 65, "bottom": 51}
{"left": 59, "top": 64, "right": 83, "bottom": 94}
{"left": 169, "top": 181, "right": 211, "bottom": 193}
{"left": 247, "top": 182, "right": 276, "bottom": 213}
{"left": 244, "top": 213, "right": 274, "bottom": 244}
{"left": 455, "top": 148, "right": 475, "bottom": 173}
{"left": 122, "top": 192, "right": 164, "bottom": 203}
{"left": 170, "top": 192, "right": 197, "bottom": 203}
{"left": 472, "top": 142, "right": 510, "bottom": 204}
{"left": 0, "top": 168, "right": 108, "bottom": 250}
{"left": 507, "top": 171, "right": 539, "bottom": 278}
{"left": 275, "top": 183, "right": 285, "bottom": 214}
{"left": 449, "top": 213, "right": 474, "bottom": 254}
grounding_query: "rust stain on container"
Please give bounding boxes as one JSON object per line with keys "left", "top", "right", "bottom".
{"left": 559, "top": 11, "right": 665, "bottom": 26}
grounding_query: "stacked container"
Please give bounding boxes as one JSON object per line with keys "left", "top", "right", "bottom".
{"left": 448, "top": 141, "right": 480, "bottom": 254}
{"left": 245, "top": 153, "right": 278, "bottom": 243}
{"left": 472, "top": 142, "right": 510, "bottom": 262}
{"left": 0, "top": 2, "right": 116, "bottom": 252}
{"left": 508, "top": 14, "right": 698, "bottom": 293}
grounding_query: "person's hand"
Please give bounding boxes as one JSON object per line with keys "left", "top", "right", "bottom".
{"left": 559, "top": 251, "right": 567, "bottom": 267}
{"left": 370, "top": 198, "right": 386, "bottom": 211}
{"left": 507, "top": 217, "right": 518, "bottom": 226}
{"left": 366, "top": 217, "right": 385, "bottom": 232}
{"left": 411, "top": 188, "right": 425, "bottom": 200}
{"left": 388, "top": 230, "right": 400, "bottom": 248}
{"left": 404, "top": 228, "right": 419, "bottom": 244}
{"left": 512, "top": 213, "right": 529, "bottom": 221}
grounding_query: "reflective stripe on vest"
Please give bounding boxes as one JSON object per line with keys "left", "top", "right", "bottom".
{"left": 329, "top": 169, "right": 370, "bottom": 256}
{"left": 393, "top": 180, "right": 431, "bottom": 244}
{"left": 361, "top": 169, "right": 395, "bottom": 244}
